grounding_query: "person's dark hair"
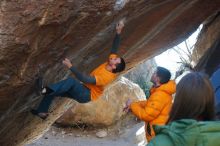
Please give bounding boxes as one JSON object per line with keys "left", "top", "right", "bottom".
{"left": 156, "top": 66, "right": 171, "bottom": 84}
{"left": 167, "top": 72, "right": 215, "bottom": 123}
{"left": 112, "top": 57, "right": 126, "bottom": 73}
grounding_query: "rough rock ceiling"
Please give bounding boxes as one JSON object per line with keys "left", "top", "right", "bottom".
{"left": 194, "top": 12, "right": 220, "bottom": 75}
{"left": 0, "top": 0, "right": 220, "bottom": 145}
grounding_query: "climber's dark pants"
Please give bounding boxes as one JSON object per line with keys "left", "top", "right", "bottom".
{"left": 37, "top": 77, "right": 91, "bottom": 113}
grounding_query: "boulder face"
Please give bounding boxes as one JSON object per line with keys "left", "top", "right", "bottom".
{"left": 125, "top": 59, "right": 156, "bottom": 84}
{"left": 0, "top": 0, "right": 220, "bottom": 146}
{"left": 194, "top": 13, "right": 220, "bottom": 75}
{"left": 56, "top": 77, "right": 146, "bottom": 126}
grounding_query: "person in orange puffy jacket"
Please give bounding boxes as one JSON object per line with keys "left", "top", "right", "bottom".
{"left": 124, "top": 66, "right": 176, "bottom": 142}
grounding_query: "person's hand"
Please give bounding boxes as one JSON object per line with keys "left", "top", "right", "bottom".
{"left": 123, "top": 106, "right": 130, "bottom": 113}
{"left": 62, "top": 58, "right": 73, "bottom": 69}
{"left": 116, "top": 20, "right": 124, "bottom": 34}
{"left": 123, "top": 98, "right": 132, "bottom": 113}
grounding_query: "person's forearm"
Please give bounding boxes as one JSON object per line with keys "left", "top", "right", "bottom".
{"left": 110, "top": 33, "right": 121, "bottom": 54}
{"left": 69, "top": 67, "right": 96, "bottom": 84}
{"left": 130, "top": 102, "right": 156, "bottom": 122}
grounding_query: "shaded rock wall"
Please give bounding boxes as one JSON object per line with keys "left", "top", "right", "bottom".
{"left": 124, "top": 59, "right": 156, "bottom": 96}
{"left": 194, "top": 12, "right": 220, "bottom": 75}
{"left": 125, "top": 59, "right": 156, "bottom": 84}
{"left": 0, "top": 0, "right": 220, "bottom": 145}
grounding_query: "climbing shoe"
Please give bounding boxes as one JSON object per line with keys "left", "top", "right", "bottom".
{"left": 31, "top": 109, "right": 48, "bottom": 120}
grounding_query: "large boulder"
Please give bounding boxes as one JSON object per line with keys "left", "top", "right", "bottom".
{"left": 0, "top": 0, "right": 220, "bottom": 145}
{"left": 56, "top": 77, "right": 146, "bottom": 126}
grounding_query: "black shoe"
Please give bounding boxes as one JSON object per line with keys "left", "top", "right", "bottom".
{"left": 36, "top": 76, "right": 44, "bottom": 90}
{"left": 34, "top": 64, "right": 46, "bottom": 96}
{"left": 31, "top": 109, "right": 48, "bottom": 120}
{"left": 34, "top": 76, "right": 44, "bottom": 96}
{"left": 31, "top": 109, "right": 39, "bottom": 115}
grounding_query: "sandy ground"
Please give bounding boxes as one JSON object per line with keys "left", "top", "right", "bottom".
{"left": 26, "top": 122, "right": 146, "bottom": 146}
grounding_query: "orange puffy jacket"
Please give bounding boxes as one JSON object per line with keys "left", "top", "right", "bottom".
{"left": 130, "top": 80, "right": 176, "bottom": 142}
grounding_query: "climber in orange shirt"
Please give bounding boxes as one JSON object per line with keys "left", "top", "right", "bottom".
{"left": 124, "top": 67, "right": 176, "bottom": 142}
{"left": 31, "top": 21, "right": 126, "bottom": 119}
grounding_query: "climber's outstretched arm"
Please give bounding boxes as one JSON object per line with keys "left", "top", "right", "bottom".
{"left": 110, "top": 21, "right": 124, "bottom": 54}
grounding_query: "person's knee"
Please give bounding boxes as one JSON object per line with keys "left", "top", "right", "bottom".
{"left": 65, "top": 77, "right": 78, "bottom": 84}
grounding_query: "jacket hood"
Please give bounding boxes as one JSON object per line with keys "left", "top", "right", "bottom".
{"left": 153, "top": 80, "right": 176, "bottom": 95}
{"left": 154, "top": 119, "right": 220, "bottom": 146}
